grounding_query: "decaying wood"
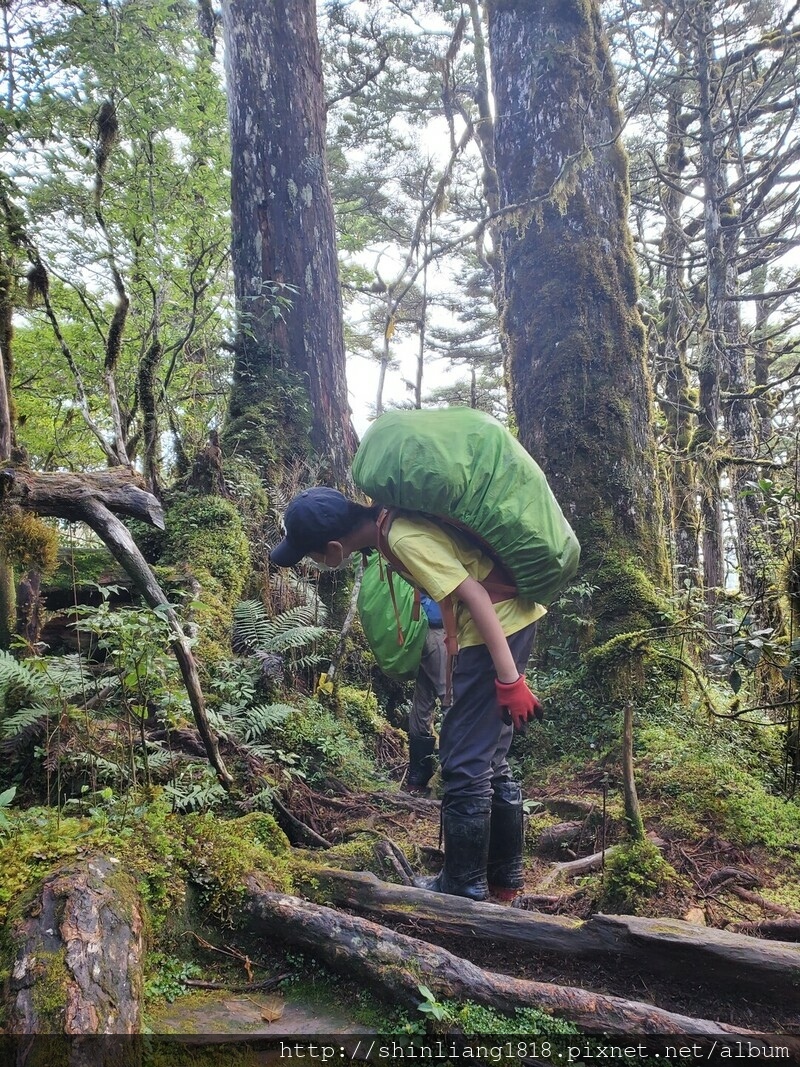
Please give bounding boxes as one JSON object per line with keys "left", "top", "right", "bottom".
{"left": 5, "top": 857, "right": 144, "bottom": 1034}
{"left": 534, "top": 819, "right": 586, "bottom": 855}
{"left": 272, "top": 793, "right": 333, "bottom": 849}
{"left": 243, "top": 874, "right": 790, "bottom": 1046}
{"left": 0, "top": 465, "right": 233, "bottom": 790}
{"left": 297, "top": 867, "right": 800, "bottom": 995}
{"left": 0, "top": 467, "right": 164, "bottom": 526}
{"left": 704, "top": 866, "right": 761, "bottom": 890}
{"left": 536, "top": 845, "right": 614, "bottom": 889}
{"left": 732, "top": 919, "right": 800, "bottom": 941}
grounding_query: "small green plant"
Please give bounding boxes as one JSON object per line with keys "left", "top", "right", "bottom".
{"left": 0, "top": 786, "right": 16, "bottom": 833}
{"left": 416, "top": 984, "right": 451, "bottom": 1023}
{"left": 144, "top": 952, "right": 201, "bottom": 1003}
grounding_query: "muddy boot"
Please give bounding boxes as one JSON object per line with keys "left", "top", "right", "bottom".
{"left": 487, "top": 783, "right": 525, "bottom": 901}
{"left": 413, "top": 797, "right": 490, "bottom": 901}
{"left": 406, "top": 734, "right": 437, "bottom": 792}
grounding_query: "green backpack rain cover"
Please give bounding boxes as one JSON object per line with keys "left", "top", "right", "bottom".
{"left": 352, "top": 407, "right": 580, "bottom": 604}
{"left": 357, "top": 550, "right": 429, "bottom": 682}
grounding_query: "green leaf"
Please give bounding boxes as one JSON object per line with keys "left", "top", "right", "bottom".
{"left": 0, "top": 785, "right": 17, "bottom": 807}
{"left": 729, "top": 669, "right": 742, "bottom": 694}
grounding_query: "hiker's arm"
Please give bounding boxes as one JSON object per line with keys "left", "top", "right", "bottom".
{"left": 453, "top": 576, "right": 518, "bottom": 683}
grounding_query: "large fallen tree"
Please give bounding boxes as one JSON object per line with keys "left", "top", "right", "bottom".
{"left": 242, "top": 873, "right": 797, "bottom": 1049}
{"left": 294, "top": 866, "right": 800, "bottom": 996}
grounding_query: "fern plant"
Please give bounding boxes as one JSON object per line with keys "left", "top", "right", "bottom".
{"left": 232, "top": 600, "right": 329, "bottom": 675}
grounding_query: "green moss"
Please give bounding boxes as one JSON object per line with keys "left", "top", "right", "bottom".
{"left": 222, "top": 367, "right": 313, "bottom": 480}
{"left": 30, "top": 946, "right": 71, "bottom": 1030}
{"left": 0, "top": 510, "right": 59, "bottom": 578}
{"left": 179, "top": 811, "right": 293, "bottom": 924}
{"left": 161, "top": 494, "right": 251, "bottom": 600}
{"left": 598, "top": 839, "right": 679, "bottom": 915}
{"left": 281, "top": 699, "right": 381, "bottom": 789}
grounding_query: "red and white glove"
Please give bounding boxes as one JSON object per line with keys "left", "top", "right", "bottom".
{"left": 495, "top": 676, "right": 544, "bottom": 733}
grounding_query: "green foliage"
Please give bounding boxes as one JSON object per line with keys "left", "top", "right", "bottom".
{"left": 0, "top": 786, "right": 16, "bottom": 834}
{"left": 414, "top": 984, "right": 578, "bottom": 1036}
{"left": 12, "top": 0, "right": 233, "bottom": 473}
{"left": 233, "top": 600, "right": 329, "bottom": 672}
{"left": 143, "top": 952, "right": 201, "bottom": 1004}
{"left": 282, "top": 700, "right": 380, "bottom": 788}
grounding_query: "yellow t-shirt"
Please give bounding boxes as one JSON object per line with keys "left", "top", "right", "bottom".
{"left": 386, "top": 513, "right": 546, "bottom": 648}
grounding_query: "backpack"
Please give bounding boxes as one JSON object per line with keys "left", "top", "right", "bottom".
{"left": 356, "top": 550, "right": 429, "bottom": 682}
{"left": 351, "top": 407, "right": 580, "bottom": 604}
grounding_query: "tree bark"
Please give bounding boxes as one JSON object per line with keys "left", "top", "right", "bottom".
{"left": 487, "top": 0, "right": 668, "bottom": 642}
{"left": 0, "top": 466, "right": 233, "bottom": 789}
{"left": 295, "top": 867, "right": 800, "bottom": 997}
{"left": 243, "top": 875, "right": 787, "bottom": 1043}
{"left": 5, "top": 857, "right": 144, "bottom": 1034}
{"left": 220, "top": 0, "right": 357, "bottom": 484}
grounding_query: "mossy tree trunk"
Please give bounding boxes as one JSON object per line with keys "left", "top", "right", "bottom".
{"left": 487, "top": 0, "right": 668, "bottom": 641}
{"left": 0, "top": 253, "right": 15, "bottom": 647}
{"left": 220, "top": 0, "right": 357, "bottom": 485}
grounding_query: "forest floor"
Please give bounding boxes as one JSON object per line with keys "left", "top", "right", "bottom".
{"left": 274, "top": 769, "right": 800, "bottom": 1036}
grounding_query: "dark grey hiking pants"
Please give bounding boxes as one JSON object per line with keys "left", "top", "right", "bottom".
{"left": 438, "top": 622, "right": 537, "bottom": 814}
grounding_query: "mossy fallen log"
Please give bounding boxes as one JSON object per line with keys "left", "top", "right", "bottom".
{"left": 4, "top": 857, "right": 144, "bottom": 1034}
{"left": 242, "top": 873, "right": 790, "bottom": 1046}
{"left": 297, "top": 866, "right": 800, "bottom": 996}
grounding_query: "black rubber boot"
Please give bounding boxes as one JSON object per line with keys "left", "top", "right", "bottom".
{"left": 406, "top": 734, "right": 437, "bottom": 791}
{"left": 413, "top": 798, "right": 491, "bottom": 901}
{"left": 487, "top": 783, "right": 525, "bottom": 900}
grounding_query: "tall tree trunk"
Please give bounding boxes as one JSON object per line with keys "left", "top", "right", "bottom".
{"left": 659, "top": 21, "right": 700, "bottom": 587}
{"left": 695, "top": 1, "right": 726, "bottom": 600}
{"left": 0, "top": 253, "right": 15, "bottom": 646}
{"left": 487, "top": 0, "right": 668, "bottom": 640}
{"left": 220, "top": 0, "right": 357, "bottom": 484}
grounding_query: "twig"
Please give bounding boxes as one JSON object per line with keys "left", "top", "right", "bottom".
{"left": 184, "top": 973, "right": 293, "bottom": 993}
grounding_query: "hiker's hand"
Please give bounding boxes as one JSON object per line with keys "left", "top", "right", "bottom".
{"left": 495, "top": 676, "right": 543, "bottom": 733}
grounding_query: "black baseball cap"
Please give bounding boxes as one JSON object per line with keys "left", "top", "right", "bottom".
{"left": 270, "top": 487, "right": 355, "bottom": 567}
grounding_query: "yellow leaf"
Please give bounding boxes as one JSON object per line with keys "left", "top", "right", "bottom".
{"left": 385, "top": 316, "right": 396, "bottom": 340}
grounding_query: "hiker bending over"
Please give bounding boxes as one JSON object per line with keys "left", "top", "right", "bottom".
{"left": 270, "top": 486, "right": 545, "bottom": 902}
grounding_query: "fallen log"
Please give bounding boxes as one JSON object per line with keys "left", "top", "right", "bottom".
{"left": 534, "top": 820, "right": 586, "bottom": 855}
{"left": 732, "top": 919, "right": 800, "bottom": 942}
{"left": 4, "top": 857, "right": 144, "bottom": 1034}
{"left": 242, "top": 874, "right": 790, "bottom": 1046}
{"left": 296, "top": 866, "right": 800, "bottom": 995}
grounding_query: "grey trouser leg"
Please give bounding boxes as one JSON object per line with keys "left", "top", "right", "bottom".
{"left": 438, "top": 623, "right": 537, "bottom": 810}
{"left": 409, "top": 627, "right": 447, "bottom": 738}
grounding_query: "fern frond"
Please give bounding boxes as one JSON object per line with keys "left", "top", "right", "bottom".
{"left": 1, "top": 703, "right": 52, "bottom": 739}
{"left": 265, "top": 625, "right": 328, "bottom": 654}
{"left": 231, "top": 702, "right": 293, "bottom": 744}
{"left": 0, "top": 650, "right": 48, "bottom": 715}
{"left": 232, "top": 599, "right": 270, "bottom": 653}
